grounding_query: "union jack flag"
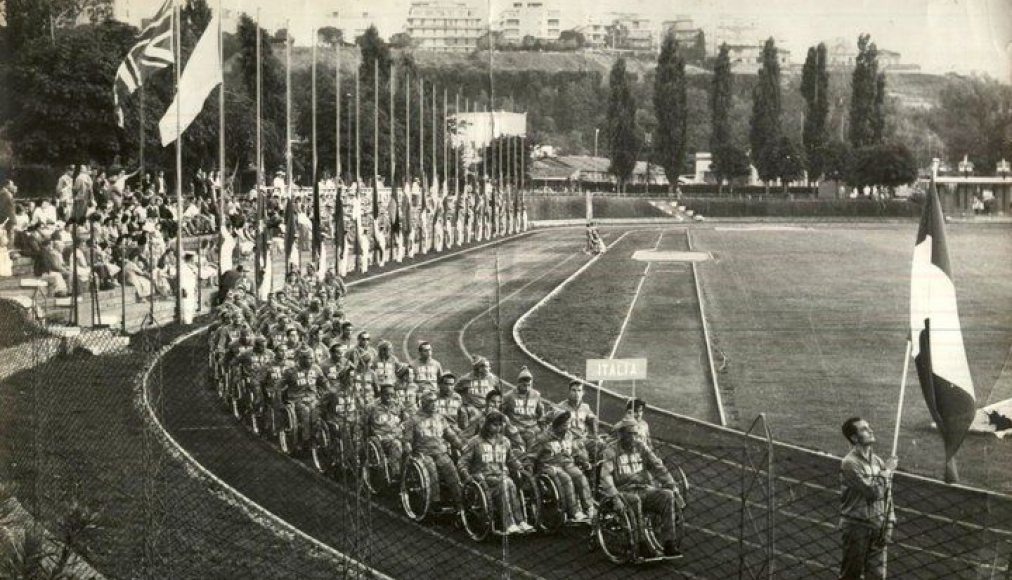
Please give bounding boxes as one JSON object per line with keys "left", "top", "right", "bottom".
{"left": 113, "top": 0, "right": 174, "bottom": 127}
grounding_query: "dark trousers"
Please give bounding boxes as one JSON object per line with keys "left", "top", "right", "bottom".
{"left": 839, "top": 524, "right": 885, "bottom": 580}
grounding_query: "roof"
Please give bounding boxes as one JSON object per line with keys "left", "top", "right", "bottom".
{"left": 530, "top": 155, "right": 668, "bottom": 180}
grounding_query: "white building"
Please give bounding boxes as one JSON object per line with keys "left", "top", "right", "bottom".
{"left": 497, "top": 1, "right": 562, "bottom": 45}
{"left": 577, "top": 11, "right": 655, "bottom": 51}
{"left": 723, "top": 44, "right": 791, "bottom": 74}
{"left": 407, "top": 1, "right": 484, "bottom": 52}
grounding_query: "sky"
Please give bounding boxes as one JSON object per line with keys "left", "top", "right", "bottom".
{"left": 113, "top": 0, "right": 1012, "bottom": 80}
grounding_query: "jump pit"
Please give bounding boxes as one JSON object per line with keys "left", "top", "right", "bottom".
{"left": 631, "top": 250, "right": 711, "bottom": 262}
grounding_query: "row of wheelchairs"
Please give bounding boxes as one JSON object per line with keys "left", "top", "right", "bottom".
{"left": 208, "top": 353, "right": 689, "bottom": 565}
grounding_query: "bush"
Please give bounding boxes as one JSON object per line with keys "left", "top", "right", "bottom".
{"left": 679, "top": 197, "right": 921, "bottom": 218}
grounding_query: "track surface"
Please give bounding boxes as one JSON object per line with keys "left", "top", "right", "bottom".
{"left": 153, "top": 226, "right": 1012, "bottom": 579}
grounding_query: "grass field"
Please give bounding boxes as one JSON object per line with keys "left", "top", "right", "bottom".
{"left": 523, "top": 222, "right": 1012, "bottom": 493}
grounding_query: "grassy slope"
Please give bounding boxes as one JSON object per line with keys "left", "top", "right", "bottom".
{"left": 693, "top": 223, "right": 1012, "bottom": 491}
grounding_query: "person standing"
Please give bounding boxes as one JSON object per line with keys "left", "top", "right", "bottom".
{"left": 56, "top": 165, "right": 74, "bottom": 208}
{"left": 179, "top": 252, "right": 198, "bottom": 324}
{"left": 0, "top": 177, "right": 17, "bottom": 277}
{"left": 839, "top": 417, "right": 898, "bottom": 580}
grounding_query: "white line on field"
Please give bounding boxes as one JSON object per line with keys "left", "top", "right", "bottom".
{"left": 604, "top": 231, "right": 664, "bottom": 362}
{"left": 686, "top": 229, "right": 727, "bottom": 426}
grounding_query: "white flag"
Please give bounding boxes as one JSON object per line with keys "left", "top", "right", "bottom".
{"left": 159, "top": 11, "right": 221, "bottom": 146}
{"left": 258, "top": 245, "right": 272, "bottom": 301}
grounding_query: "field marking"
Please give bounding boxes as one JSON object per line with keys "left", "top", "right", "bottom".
{"left": 686, "top": 229, "right": 728, "bottom": 426}
{"left": 604, "top": 232, "right": 664, "bottom": 362}
{"left": 139, "top": 327, "right": 394, "bottom": 579}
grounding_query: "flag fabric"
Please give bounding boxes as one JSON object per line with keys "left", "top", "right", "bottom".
{"left": 283, "top": 197, "right": 297, "bottom": 268}
{"left": 158, "top": 9, "right": 222, "bottom": 146}
{"left": 334, "top": 191, "right": 345, "bottom": 262}
{"left": 257, "top": 230, "right": 272, "bottom": 301}
{"left": 113, "top": 0, "right": 174, "bottom": 127}
{"left": 911, "top": 181, "right": 976, "bottom": 483}
{"left": 312, "top": 181, "right": 322, "bottom": 259}
{"left": 317, "top": 243, "right": 327, "bottom": 282}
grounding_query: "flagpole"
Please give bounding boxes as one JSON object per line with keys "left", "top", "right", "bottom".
{"left": 340, "top": 42, "right": 344, "bottom": 181}
{"left": 454, "top": 92, "right": 460, "bottom": 195}
{"left": 390, "top": 61, "right": 398, "bottom": 263}
{"left": 443, "top": 88, "right": 448, "bottom": 197}
{"left": 285, "top": 20, "right": 294, "bottom": 272}
{"left": 355, "top": 66, "right": 360, "bottom": 184}
{"left": 891, "top": 339, "right": 912, "bottom": 457}
{"left": 419, "top": 77, "right": 424, "bottom": 193}
{"left": 373, "top": 58, "right": 379, "bottom": 191}
{"left": 139, "top": 85, "right": 145, "bottom": 179}
{"left": 217, "top": 0, "right": 225, "bottom": 279}
{"left": 174, "top": 1, "right": 183, "bottom": 322}
{"left": 405, "top": 70, "right": 411, "bottom": 188}
{"left": 254, "top": 8, "right": 262, "bottom": 302}
{"left": 431, "top": 84, "right": 436, "bottom": 194}
{"left": 312, "top": 29, "right": 320, "bottom": 268}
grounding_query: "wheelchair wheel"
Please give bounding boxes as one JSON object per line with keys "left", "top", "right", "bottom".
{"left": 517, "top": 473, "right": 541, "bottom": 532}
{"left": 230, "top": 391, "right": 241, "bottom": 421}
{"left": 461, "top": 480, "right": 492, "bottom": 542}
{"left": 363, "top": 439, "right": 391, "bottom": 495}
{"left": 400, "top": 457, "right": 431, "bottom": 522}
{"left": 310, "top": 425, "right": 330, "bottom": 473}
{"left": 277, "top": 405, "right": 296, "bottom": 455}
{"left": 595, "top": 501, "right": 636, "bottom": 564}
{"left": 536, "top": 474, "right": 565, "bottom": 533}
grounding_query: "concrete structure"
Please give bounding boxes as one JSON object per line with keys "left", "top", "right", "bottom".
{"left": 724, "top": 44, "right": 791, "bottom": 74}
{"left": 660, "top": 17, "right": 702, "bottom": 49}
{"left": 407, "top": 1, "right": 484, "bottom": 52}
{"left": 530, "top": 155, "right": 668, "bottom": 190}
{"left": 706, "top": 17, "right": 759, "bottom": 57}
{"left": 577, "top": 11, "right": 655, "bottom": 51}
{"left": 825, "top": 38, "right": 911, "bottom": 70}
{"left": 497, "top": 0, "right": 562, "bottom": 45}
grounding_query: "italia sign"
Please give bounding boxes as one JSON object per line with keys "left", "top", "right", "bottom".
{"left": 585, "top": 358, "right": 648, "bottom": 381}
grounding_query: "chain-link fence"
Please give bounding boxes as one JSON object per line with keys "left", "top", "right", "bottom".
{"left": 3, "top": 248, "right": 1012, "bottom": 579}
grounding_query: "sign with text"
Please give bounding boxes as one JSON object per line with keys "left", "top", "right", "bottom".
{"left": 585, "top": 358, "right": 648, "bottom": 381}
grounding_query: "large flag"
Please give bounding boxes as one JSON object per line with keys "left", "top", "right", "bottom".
{"left": 283, "top": 197, "right": 297, "bottom": 268}
{"left": 911, "top": 181, "right": 976, "bottom": 483}
{"left": 334, "top": 191, "right": 345, "bottom": 268}
{"left": 158, "top": 9, "right": 222, "bottom": 146}
{"left": 113, "top": 0, "right": 174, "bottom": 127}
{"left": 257, "top": 230, "right": 272, "bottom": 301}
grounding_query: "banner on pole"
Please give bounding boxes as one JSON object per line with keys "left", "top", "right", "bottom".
{"left": 586, "top": 358, "right": 647, "bottom": 381}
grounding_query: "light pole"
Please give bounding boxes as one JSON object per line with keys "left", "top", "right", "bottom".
{"left": 997, "top": 159, "right": 1010, "bottom": 214}
{"left": 958, "top": 155, "right": 974, "bottom": 212}
{"left": 594, "top": 128, "right": 599, "bottom": 159}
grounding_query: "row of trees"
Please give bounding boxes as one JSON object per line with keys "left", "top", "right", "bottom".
{"left": 604, "top": 32, "right": 920, "bottom": 193}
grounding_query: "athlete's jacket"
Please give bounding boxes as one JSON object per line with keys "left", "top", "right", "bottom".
{"left": 282, "top": 364, "right": 326, "bottom": 400}
{"left": 528, "top": 429, "right": 589, "bottom": 470}
{"left": 458, "top": 434, "right": 523, "bottom": 481}
{"left": 435, "top": 391, "right": 467, "bottom": 429}
{"left": 412, "top": 357, "right": 444, "bottom": 391}
{"left": 457, "top": 371, "right": 500, "bottom": 410}
{"left": 373, "top": 355, "right": 401, "bottom": 387}
{"left": 503, "top": 389, "right": 544, "bottom": 432}
{"left": 599, "top": 439, "right": 674, "bottom": 498}
{"left": 557, "top": 399, "right": 596, "bottom": 440}
{"left": 366, "top": 400, "right": 405, "bottom": 440}
{"left": 402, "top": 411, "right": 460, "bottom": 456}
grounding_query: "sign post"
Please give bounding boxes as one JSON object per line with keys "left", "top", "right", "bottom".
{"left": 586, "top": 357, "right": 647, "bottom": 489}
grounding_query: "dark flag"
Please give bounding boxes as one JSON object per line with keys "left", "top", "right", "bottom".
{"left": 402, "top": 189, "right": 412, "bottom": 251}
{"left": 283, "top": 197, "right": 297, "bottom": 269}
{"left": 113, "top": 0, "right": 173, "bottom": 126}
{"left": 334, "top": 190, "right": 345, "bottom": 271}
{"left": 312, "top": 181, "right": 321, "bottom": 261}
{"left": 911, "top": 181, "right": 976, "bottom": 483}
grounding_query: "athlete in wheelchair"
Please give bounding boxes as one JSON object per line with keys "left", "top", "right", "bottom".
{"left": 232, "top": 336, "right": 273, "bottom": 433}
{"left": 527, "top": 411, "right": 596, "bottom": 531}
{"left": 594, "top": 417, "right": 686, "bottom": 563}
{"left": 276, "top": 346, "right": 331, "bottom": 472}
{"left": 320, "top": 365, "right": 363, "bottom": 476}
{"left": 363, "top": 383, "right": 406, "bottom": 494}
{"left": 457, "top": 411, "right": 536, "bottom": 540}
{"left": 400, "top": 392, "right": 464, "bottom": 522}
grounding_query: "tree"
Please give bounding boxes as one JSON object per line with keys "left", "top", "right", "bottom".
{"left": 849, "top": 143, "right": 917, "bottom": 191}
{"left": 318, "top": 26, "right": 343, "bottom": 47}
{"left": 476, "top": 30, "right": 504, "bottom": 51}
{"left": 821, "top": 139, "right": 853, "bottom": 182}
{"left": 274, "top": 28, "right": 292, "bottom": 45}
{"left": 774, "top": 136, "right": 806, "bottom": 192}
{"left": 6, "top": 20, "right": 140, "bottom": 166}
{"left": 750, "top": 38, "right": 783, "bottom": 191}
{"left": 690, "top": 30, "right": 706, "bottom": 63}
{"left": 929, "top": 76, "right": 1012, "bottom": 171}
{"left": 710, "top": 43, "right": 736, "bottom": 190}
{"left": 848, "top": 34, "right": 885, "bottom": 148}
{"left": 710, "top": 144, "right": 750, "bottom": 191}
{"left": 558, "top": 29, "right": 585, "bottom": 50}
{"left": 389, "top": 32, "right": 414, "bottom": 49}
{"left": 236, "top": 13, "right": 285, "bottom": 175}
{"left": 801, "top": 43, "right": 830, "bottom": 183}
{"left": 654, "top": 32, "right": 688, "bottom": 192}
{"left": 606, "top": 58, "right": 639, "bottom": 191}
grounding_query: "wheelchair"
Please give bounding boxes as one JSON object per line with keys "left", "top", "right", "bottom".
{"left": 591, "top": 466, "right": 689, "bottom": 564}
{"left": 321, "top": 410, "right": 359, "bottom": 481}
{"left": 529, "top": 468, "right": 597, "bottom": 533}
{"left": 228, "top": 371, "right": 261, "bottom": 435}
{"left": 271, "top": 397, "right": 330, "bottom": 473}
{"left": 362, "top": 436, "right": 398, "bottom": 495}
{"left": 399, "top": 453, "right": 460, "bottom": 523}
{"left": 460, "top": 468, "right": 539, "bottom": 542}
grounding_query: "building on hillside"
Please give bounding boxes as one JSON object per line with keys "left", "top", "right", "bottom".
{"left": 577, "top": 11, "right": 655, "bottom": 51}
{"left": 325, "top": 7, "right": 384, "bottom": 43}
{"left": 407, "top": 1, "right": 484, "bottom": 52}
{"left": 706, "top": 17, "right": 759, "bottom": 57}
{"left": 660, "top": 17, "right": 700, "bottom": 46}
{"left": 825, "top": 38, "right": 912, "bottom": 70}
{"left": 497, "top": 0, "right": 562, "bottom": 45}
{"left": 724, "top": 44, "right": 791, "bottom": 73}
